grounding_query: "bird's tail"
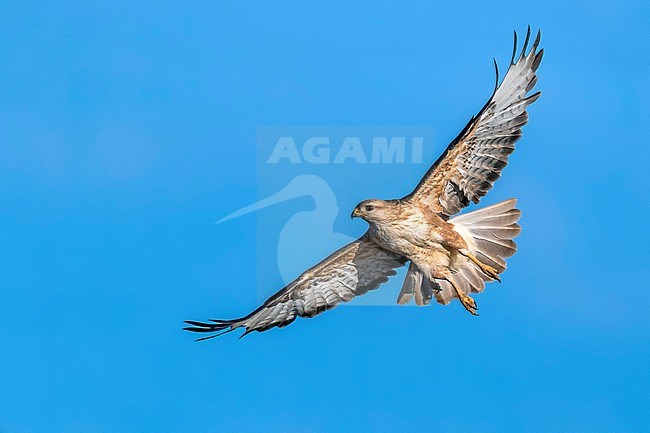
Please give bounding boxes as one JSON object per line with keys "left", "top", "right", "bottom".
{"left": 428, "top": 198, "right": 521, "bottom": 305}
{"left": 450, "top": 198, "right": 521, "bottom": 274}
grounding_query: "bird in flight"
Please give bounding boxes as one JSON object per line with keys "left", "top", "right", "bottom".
{"left": 185, "top": 28, "right": 543, "bottom": 340}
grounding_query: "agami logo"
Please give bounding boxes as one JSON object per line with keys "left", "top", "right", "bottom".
{"left": 267, "top": 136, "right": 425, "bottom": 164}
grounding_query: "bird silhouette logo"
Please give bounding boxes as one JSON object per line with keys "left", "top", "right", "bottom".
{"left": 217, "top": 174, "right": 405, "bottom": 306}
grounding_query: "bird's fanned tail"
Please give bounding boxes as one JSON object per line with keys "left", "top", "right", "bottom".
{"left": 434, "top": 198, "right": 522, "bottom": 305}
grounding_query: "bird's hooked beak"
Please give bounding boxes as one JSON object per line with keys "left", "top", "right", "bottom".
{"left": 351, "top": 206, "right": 361, "bottom": 219}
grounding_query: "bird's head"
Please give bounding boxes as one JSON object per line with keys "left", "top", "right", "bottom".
{"left": 351, "top": 199, "right": 399, "bottom": 224}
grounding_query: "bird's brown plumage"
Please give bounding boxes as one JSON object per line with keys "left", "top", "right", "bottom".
{"left": 186, "top": 28, "right": 541, "bottom": 339}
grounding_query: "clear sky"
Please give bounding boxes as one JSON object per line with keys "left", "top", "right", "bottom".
{"left": 0, "top": 1, "right": 648, "bottom": 432}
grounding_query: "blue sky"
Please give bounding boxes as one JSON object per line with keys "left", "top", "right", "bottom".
{"left": 1, "top": 1, "right": 648, "bottom": 432}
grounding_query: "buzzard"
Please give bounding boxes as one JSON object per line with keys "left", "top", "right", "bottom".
{"left": 186, "top": 28, "right": 543, "bottom": 340}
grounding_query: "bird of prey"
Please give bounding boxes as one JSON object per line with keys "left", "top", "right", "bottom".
{"left": 185, "top": 28, "right": 543, "bottom": 340}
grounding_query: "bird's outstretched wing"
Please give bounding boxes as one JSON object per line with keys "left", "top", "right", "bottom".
{"left": 184, "top": 234, "right": 406, "bottom": 339}
{"left": 404, "top": 27, "right": 543, "bottom": 218}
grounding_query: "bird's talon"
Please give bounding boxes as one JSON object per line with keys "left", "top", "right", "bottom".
{"left": 481, "top": 264, "right": 501, "bottom": 281}
{"left": 459, "top": 294, "right": 479, "bottom": 315}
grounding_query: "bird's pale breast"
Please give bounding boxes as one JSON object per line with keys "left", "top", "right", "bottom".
{"left": 369, "top": 202, "right": 450, "bottom": 258}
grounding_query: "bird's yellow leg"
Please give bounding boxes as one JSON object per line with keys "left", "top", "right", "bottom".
{"left": 459, "top": 249, "right": 500, "bottom": 282}
{"left": 445, "top": 277, "right": 478, "bottom": 316}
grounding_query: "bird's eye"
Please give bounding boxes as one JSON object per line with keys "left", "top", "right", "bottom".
{"left": 365, "top": 205, "right": 374, "bottom": 212}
